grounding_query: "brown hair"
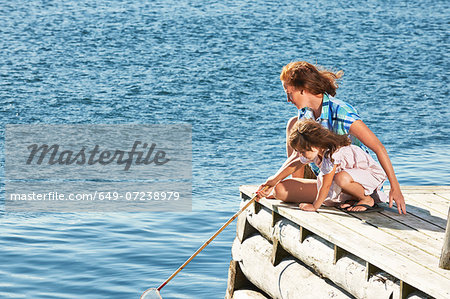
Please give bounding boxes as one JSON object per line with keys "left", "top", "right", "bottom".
{"left": 280, "top": 61, "right": 343, "bottom": 97}
{"left": 289, "top": 119, "right": 351, "bottom": 161}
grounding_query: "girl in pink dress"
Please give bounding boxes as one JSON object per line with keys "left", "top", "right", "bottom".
{"left": 261, "top": 119, "right": 388, "bottom": 212}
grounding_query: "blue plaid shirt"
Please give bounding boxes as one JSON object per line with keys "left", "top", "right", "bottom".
{"left": 298, "top": 94, "right": 367, "bottom": 173}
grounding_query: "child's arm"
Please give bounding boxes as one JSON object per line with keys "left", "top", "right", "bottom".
{"left": 267, "top": 153, "right": 305, "bottom": 185}
{"left": 257, "top": 151, "right": 305, "bottom": 197}
{"left": 299, "top": 165, "right": 337, "bottom": 212}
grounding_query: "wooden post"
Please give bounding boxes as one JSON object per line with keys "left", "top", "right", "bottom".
{"left": 400, "top": 280, "right": 416, "bottom": 299}
{"left": 299, "top": 226, "right": 313, "bottom": 243}
{"left": 271, "top": 210, "right": 282, "bottom": 227}
{"left": 254, "top": 201, "right": 262, "bottom": 214}
{"left": 225, "top": 260, "right": 254, "bottom": 299}
{"left": 240, "top": 191, "right": 251, "bottom": 201}
{"left": 365, "top": 262, "right": 381, "bottom": 281}
{"left": 237, "top": 212, "right": 257, "bottom": 243}
{"left": 271, "top": 236, "right": 290, "bottom": 266}
{"left": 333, "top": 245, "right": 347, "bottom": 265}
{"left": 439, "top": 207, "right": 450, "bottom": 269}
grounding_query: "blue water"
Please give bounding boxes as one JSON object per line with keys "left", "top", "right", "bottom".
{"left": 1, "top": 0, "right": 449, "bottom": 298}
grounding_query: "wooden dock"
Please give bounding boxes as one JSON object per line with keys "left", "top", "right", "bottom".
{"left": 226, "top": 185, "right": 450, "bottom": 299}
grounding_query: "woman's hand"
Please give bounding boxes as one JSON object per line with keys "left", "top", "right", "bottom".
{"left": 389, "top": 186, "right": 406, "bottom": 214}
{"left": 299, "top": 203, "right": 317, "bottom": 212}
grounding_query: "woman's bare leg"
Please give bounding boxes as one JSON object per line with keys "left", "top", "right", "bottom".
{"left": 286, "top": 116, "right": 305, "bottom": 178}
{"left": 273, "top": 178, "right": 317, "bottom": 204}
{"left": 334, "top": 171, "right": 374, "bottom": 211}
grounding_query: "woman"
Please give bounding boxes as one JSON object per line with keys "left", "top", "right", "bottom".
{"left": 258, "top": 61, "right": 406, "bottom": 214}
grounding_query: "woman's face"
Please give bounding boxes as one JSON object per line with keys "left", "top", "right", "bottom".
{"left": 283, "top": 83, "right": 306, "bottom": 109}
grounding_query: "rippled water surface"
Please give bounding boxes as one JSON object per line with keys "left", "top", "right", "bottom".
{"left": 1, "top": 0, "right": 449, "bottom": 298}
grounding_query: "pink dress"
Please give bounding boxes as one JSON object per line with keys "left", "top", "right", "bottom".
{"left": 300, "top": 145, "right": 388, "bottom": 206}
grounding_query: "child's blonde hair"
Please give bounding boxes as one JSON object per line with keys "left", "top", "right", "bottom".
{"left": 289, "top": 120, "right": 351, "bottom": 161}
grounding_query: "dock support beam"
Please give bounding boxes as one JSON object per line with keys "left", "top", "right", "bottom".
{"left": 254, "top": 201, "right": 262, "bottom": 214}
{"left": 365, "top": 262, "right": 382, "bottom": 281}
{"left": 333, "top": 245, "right": 348, "bottom": 265}
{"left": 400, "top": 280, "right": 417, "bottom": 299}
{"left": 271, "top": 210, "right": 282, "bottom": 227}
{"left": 271, "top": 236, "right": 290, "bottom": 266}
{"left": 225, "top": 260, "right": 254, "bottom": 299}
{"left": 299, "top": 226, "right": 313, "bottom": 243}
{"left": 439, "top": 207, "right": 450, "bottom": 270}
{"left": 237, "top": 213, "right": 257, "bottom": 243}
{"left": 240, "top": 191, "right": 251, "bottom": 200}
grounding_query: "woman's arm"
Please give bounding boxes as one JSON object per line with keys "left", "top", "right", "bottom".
{"left": 349, "top": 120, "right": 406, "bottom": 214}
{"left": 299, "top": 165, "right": 336, "bottom": 211}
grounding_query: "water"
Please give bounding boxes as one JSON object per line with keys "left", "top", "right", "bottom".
{"left": 0, "top": 0, "right": 449, "bottom": 298}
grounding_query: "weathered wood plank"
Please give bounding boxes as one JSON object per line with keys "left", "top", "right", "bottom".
{"left": 319, "top": 207, "right": 450, "bottom": 280}
{"left": 384, "top": 186, "right": 450, "bottom": 203}
{"left": 404, "top": 193, "right": 449, "bottom": 217}
{"left": 436, "top": 193, "right": 450, "bottom": 201}
{"left": 381, "top": 186, "right": 449, "bottom": 219}
{"left": 384, "top": 186, "right": 450, "bottom": 192}
{"left": 348, "top": 210, "right": 444, "bottom": 257}
{"left": 240, "top": 185, "right": 258, "bottom": 198}
{"left": 242, "top": 184, "right": 449, "bottom": 224}
{"left": 398, "top": 203, "right": 448, "bottom": 229}
{"left": 379, "top": 207, "right": 445, "bottom": 240}
{"left": 240, "top": 185, "right": 450, "bottom": 298}
{"left": 278, "top": 205, "right": 450, "bottom": 297}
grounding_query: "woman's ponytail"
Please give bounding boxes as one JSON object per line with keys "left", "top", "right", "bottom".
{"left": 280, "top": 62, "right": 343, "bottom": 97}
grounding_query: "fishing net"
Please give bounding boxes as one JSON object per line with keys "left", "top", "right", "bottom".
{"left": 140, "top": 288, "right": 162, "bottom": 299}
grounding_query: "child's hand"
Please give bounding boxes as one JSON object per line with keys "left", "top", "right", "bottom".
{"left": 256, "top": 176, "right": 279, "bottom": 201}
{"left": 256, "top": 185, "right": 273, "bottom": 201}
{"left": 299, "top": 203, "right": 317, "bottom": 212}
